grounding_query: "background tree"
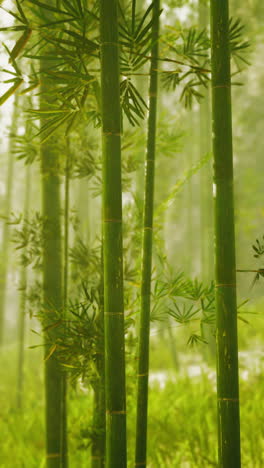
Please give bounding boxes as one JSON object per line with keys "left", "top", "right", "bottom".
{"left": 0, "top": 94, "right": 18, "bottom": 345}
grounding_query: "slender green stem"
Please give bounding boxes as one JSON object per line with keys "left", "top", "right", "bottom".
{"left": 0, "top": 94, "right": 19, "bottom": 346}
{"left": 210, "top": 0, "right": 241, "bottom": 466}
{"left": 135, "top": 2, "right": 160, "bottom": 467}
{"left": 100, "top": 1, "right": 127, "bottom": 467}
{"left": 132, "top": 0, "right": 136, "bottom": 34}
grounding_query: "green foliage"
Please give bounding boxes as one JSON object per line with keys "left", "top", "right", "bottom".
{"left": 161, "top": 25, "right": 210, "bottom": 107}
{"left": 229, "top": 17, "right": 250, "bottom": 72}
{"left": 3, "top": 343, "right": 264, "bottom": 467}
{"left": 151, "top": 267, "right": 215, "bottom": 346}
{"left": 11, "top": 211, "right": 43, "bottom": 269}
{"left": 252, "top": 236, "right": 264, "bottom": 259}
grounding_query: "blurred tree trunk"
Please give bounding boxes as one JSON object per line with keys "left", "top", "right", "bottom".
{"left": 100, "top": 1, "right": 127, "bottom": 467}
{"left": 0, "top": 94, "right": 19, "bottom": 345}
{"left": 16, "top": 162, "right": 31, "bottom": 409}
{"left": 91, "top": 258, "right": 105, "bottom": 468}
{"left": 210, "top": 0, "right": 241, "bottom": 466}
{"left": 199, "top": 0, "right": 215, "bottom": 359}
{"left": 199, "top": 0, "right": 213, "bottom": 281}
{"left": 91, "top": 82, "right": 106, "bottom": 468}
{"left": 61, "top": 137, "right": 71, "bottom": 468}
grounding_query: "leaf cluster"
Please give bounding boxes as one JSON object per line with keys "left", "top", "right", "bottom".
{"left": 151, "top": 269, "right": 215, "bottom": 346}
{"left": 229, "top": 17, "right": 250, "bottom": 73}
{"left": 252, "top": 236, "right": 264, "bottom": 259}
{"left": 11, "top": 211, "right": 43, "bottom": 269}
{"left": 161, "top": 26, "right": 210, "bottom": 108}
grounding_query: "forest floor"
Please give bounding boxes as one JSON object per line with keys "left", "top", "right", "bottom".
{"left": 1, "top": 315, "right": 264, "bottom": 467}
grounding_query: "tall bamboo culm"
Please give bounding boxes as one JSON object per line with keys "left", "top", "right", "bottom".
{"left": 100, "top": 1, "right": 127, "bottom": 467}
{"left": 135, "top": 2, "right": 160, "bottom": 467}
{"left": 40, "top": 59, "right": 65, "bottom": 468}
{"left": 210, "top": 1, "right": 241, "bottom": 466}
{"left": 0, "top": 94, "right": 19, "bottom": 345}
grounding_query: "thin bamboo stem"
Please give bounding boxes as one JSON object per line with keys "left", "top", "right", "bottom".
{"left": 135, "top": 2, "right": 160, "bottom": 467}
{"left": 40, "top": 57, "right": 64, "bottom": 468}
{"left": 100, "top": 1, "right": 127, "bottom": 467}
{"left": 210, "top": 0, "right": 241, "bottom": 465}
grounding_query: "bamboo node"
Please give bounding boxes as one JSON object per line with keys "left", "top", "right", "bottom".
{"left": 215, "top": 283, "right": 236, "bottom": 288}
{"left": 137, "top": 372, "right": 149, "bottom": 377}
{"left": 143, "top": 226, "right": 153, "bottom": 231}
{"left": 101, "top": 41, "right": 119, "bottom": 47}
{"left": 104, "top": 218, "right": 122, "bottom": 223}
{"left": 212, "top": 84, "right": 230, "bottom": 88}
{"left": 218, "top": 397, "right": 239, "bottom": 402}
{"left": 149, "top": 92, "right": 157, "bottom": 97}
{"left": 106, "top": 410, "right": 126, "bottom": 415}
{"left": 103, "top": 131, "right": 121, "bottom": 136}
{"left": 46, "top": 453, "right": 61, "bottom": 459}
{"left": 105, "top": 312, "right": 123, "bottom": 316}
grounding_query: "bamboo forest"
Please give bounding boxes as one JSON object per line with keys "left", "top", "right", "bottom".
{"left": 1, "top": 0, "right": 264, "bottom": 467}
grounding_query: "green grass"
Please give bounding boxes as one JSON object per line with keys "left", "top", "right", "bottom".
{"left": 1, "top": 307, "right": 264, "bottom": 467}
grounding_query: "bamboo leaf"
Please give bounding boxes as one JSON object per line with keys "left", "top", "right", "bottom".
{"left": 0, "top": 79, "right": 23, "bottom": 106}
{"left": 9, "top": 29, "right": 32, "bottom": 62}
{"left": 44, "top": 344, "right": 57, "bottom": 361}
{"left": 27, "top": 0, "right": 74, "bottom": 16}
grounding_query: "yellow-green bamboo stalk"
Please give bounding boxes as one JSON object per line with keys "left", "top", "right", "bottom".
{"left": 135, "top": 2, "right": 160, "bottom": 467}
{"left": 210, "top": 0, "right": 241, "bottom": 466}
{"left": 100, "top": 1, "right": 127, "bottom": 467}
{"left": 40, "top": 58, "right": 64, "bottom": 468}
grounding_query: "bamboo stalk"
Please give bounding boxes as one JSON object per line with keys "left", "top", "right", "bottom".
{"left": 100, "top": 1, "right": 127, "bottom": 467}
{"left": 210, "top": 0, "right": 241, "bottom": 466}
{"left": 40, "top": 57, "right": 64, "bottom": 468}
{"left": 135, "top": 2, "right": 160, "bottom": 467}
